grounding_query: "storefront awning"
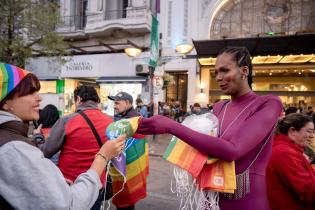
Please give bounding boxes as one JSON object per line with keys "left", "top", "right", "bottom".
{"left": 96, "top": 76, "right": 147, "bottom": 83}
{"left": 193, "top": 33, "right": 315, "bottom": 57}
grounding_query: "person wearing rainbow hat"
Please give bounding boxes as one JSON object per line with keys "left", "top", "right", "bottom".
{"left": 0, "top": 62, "right": 126, "bottom": 210}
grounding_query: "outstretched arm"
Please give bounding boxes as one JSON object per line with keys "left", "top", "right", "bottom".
{"left": 138, "top": 98, "right": 282, "bottom": 161}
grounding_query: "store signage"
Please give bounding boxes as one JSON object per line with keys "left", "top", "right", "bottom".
{"left": 61, "top": 56, "right": 99, "bottom": 77}
{"left": 65, "top": 61, "right": 93, "bottom": 71}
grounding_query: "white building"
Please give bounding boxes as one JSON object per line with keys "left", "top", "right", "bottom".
{"left": 27, "top": 0, "right": 156, "bottom": 115}
{"left": 27, "top": 0, "right": 315, "bottom": 114}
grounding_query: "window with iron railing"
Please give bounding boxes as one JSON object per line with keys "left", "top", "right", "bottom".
{"left": 60, "top": 7, "right": 150, "bottom": 31}
{"left": 104, "top": 9, "right": 127, "bottom": 20}
{"left": 61, "top": 14, "right": 86, "bottom": 30}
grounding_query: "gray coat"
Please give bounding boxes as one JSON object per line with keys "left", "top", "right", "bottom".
{"left": 0, "top": 111, "right": 101, "bottom": 210}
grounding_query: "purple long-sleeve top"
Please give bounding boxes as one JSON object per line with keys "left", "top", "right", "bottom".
{"left": 170, "top": 92, "right": 282, "bottom": 210}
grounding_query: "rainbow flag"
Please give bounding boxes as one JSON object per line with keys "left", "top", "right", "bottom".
{"left": 106, "top": 117, "right": 148, "bottom": 207}
{"left": 106, "top": 117, "right": 141, "bottom": 176}
{"left": 163, "top": 136, "right": 236, "bottom": 193}
{"left": 197, "top": 160, "right": 235, "bottom": 193}
{"left": 0, "top": 62, "right": 30, "bottom": 102}
{"left": 110, "top": 135, "right": 148, "bottom": 207}
{"left": 163, "top": 136, "right": 208, "bottom": 178}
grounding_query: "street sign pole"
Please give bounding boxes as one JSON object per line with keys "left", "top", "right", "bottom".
{"left": 149, "top": 15, "right": 159, "bottom": 141}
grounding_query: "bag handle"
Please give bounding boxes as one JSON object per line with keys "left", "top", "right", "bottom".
{"left": 78, "top": 110, "right": 103, "bottom": 148}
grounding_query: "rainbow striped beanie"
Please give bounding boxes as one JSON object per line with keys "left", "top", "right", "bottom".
{"left": 0, "top": 62, "right": 30, "bottom": 102}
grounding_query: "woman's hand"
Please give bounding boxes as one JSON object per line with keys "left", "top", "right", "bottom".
{"left": 137, "top": 115, "right": 176, "bottom": 135}
{"left": 99, "top": 134, "right": 126, "bottom": 160}
{"left": 91, "top": 134, "right": 126, "bottom": 178}
{"left": 33, "top": 124, "right": 43, "bottom": 135}
{"left": 31, "top": 124, "right": 45, "bottom": 145}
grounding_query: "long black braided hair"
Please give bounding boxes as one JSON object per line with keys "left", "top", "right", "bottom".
{"left": 218, "top": 46, "right": 253, "bottom": 89}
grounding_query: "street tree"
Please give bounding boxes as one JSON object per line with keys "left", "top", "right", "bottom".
{"left": 0, "top": 0, "right": 67, "bottom": 67}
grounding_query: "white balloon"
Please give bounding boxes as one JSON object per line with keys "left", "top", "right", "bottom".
{"left": 181, "top": 113, "right": 218, "bottom": 136}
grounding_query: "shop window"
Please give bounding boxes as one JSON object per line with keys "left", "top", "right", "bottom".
{"left": 39, "top": 81, "right": 57, "bottom": 94}
{"left": 165, "top": 72, "right": 188, "bottom": 111}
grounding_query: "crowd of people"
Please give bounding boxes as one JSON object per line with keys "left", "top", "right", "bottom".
{"left": 1, "top": 46, "right": 315, "bottom": 210}
{"left": 157, "top": 101, "right": 213, "bottom": 123}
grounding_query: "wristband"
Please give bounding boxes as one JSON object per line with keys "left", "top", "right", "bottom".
{"left": 95, "top": 153, "right": 108, "bottom": 163}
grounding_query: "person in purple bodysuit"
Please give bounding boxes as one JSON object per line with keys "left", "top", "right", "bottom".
{"left": 137, "top": 46, "right": 283, "bottom": 210}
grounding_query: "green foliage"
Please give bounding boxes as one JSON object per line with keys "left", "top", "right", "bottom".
{"left": 162, "top": 73, "right": 175, "bottom": 89}
{"left": 0, "top": 0, "right": 67, "bottom": 67}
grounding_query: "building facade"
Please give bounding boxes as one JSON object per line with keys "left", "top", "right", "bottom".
{"left": 159, "top": 0, "right": 315, "bottom": 111}
{"left": 27, "top": 0, "right": 156, "bottom": 115}
{"left": 27, "top": 0, "right": 315, "bottom": 114}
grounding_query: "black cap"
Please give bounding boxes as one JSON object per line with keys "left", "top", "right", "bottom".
{"left": 108, "top": 92, "right": 133, "bottom": 104}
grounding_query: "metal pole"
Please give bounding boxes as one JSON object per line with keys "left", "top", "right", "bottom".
{"left": 149, "top": 66, "right": 157, "bottom": 141}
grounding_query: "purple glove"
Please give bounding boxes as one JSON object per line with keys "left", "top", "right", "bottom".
{"left": 137, "top": 115, "right": 177, "bottom": 135}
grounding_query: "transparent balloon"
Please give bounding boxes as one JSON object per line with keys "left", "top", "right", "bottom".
{"left": 182, "top": 113, "right": 218, "bottom": 137}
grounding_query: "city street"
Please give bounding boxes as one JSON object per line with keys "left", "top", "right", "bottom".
{"left": 104, "top": 134, "right": 181, "bottom": 210}
{"left": 2, "top": 1, "right": 315, "bottom": 210}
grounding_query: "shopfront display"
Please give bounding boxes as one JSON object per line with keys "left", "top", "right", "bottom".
{"left": 38, "top": 80, "right": 64, "bottom": 115}
{"left": 27, "top": 52, "right": 149, "bottom": 116}
{"left": 208, "top": 67, "right": 315, "bottom": 111}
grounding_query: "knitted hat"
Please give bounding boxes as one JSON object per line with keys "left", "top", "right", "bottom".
{"left": 0, "top": 62, "right": 30, "bottom": 102}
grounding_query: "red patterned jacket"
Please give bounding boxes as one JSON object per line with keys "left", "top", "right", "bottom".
{"left": 40, "top": 101, "right": 113, "bottom": 185}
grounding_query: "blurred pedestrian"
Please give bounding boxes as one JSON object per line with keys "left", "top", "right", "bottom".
{"left": 266, "top": 113, "right": 315, "bottom": 210}
{"left": 304, "top": 146, "right": 315, "bottom": 165}
{"left": 37, "top": 104, "right": 60, "bottom": 164}
{"left": 136, "top": 99, "right": 148, "bottom": 118}
{"left": 185, "top": 103, "right": 202, "bottom": 117}
{"left": 285, "top": 106, "right": 298, "bottom": 116}
{"left": 174, "top": 101, "right": 183, "bottom": 122}
{"left": 108, "top": 92, "right": 148, "bottom": 210}
{"left": 306, "top": 106, "right": 313, "bottom": 116}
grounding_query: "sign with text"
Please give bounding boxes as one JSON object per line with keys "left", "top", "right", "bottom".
{"left": 61, "top": 56, "right": 100, "bottom": 78}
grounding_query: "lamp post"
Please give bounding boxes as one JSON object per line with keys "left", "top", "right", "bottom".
{"left": 124, "top": 47, "right": 142, "bottom": 57}
{"left": 175, "top": 43, "right": 194, "bottom": 55}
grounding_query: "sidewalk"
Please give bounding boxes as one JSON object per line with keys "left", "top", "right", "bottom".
{"left": 146, "top": 134, "right": 173, "bottom": 157}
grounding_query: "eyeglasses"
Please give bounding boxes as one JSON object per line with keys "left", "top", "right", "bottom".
{"left": 301, "top": 128, "right": 315, "bottom": 134}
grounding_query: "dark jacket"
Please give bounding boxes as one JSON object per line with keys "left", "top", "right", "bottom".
{"left": 114, "top": 107, "right": 140, "bottom": 121}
